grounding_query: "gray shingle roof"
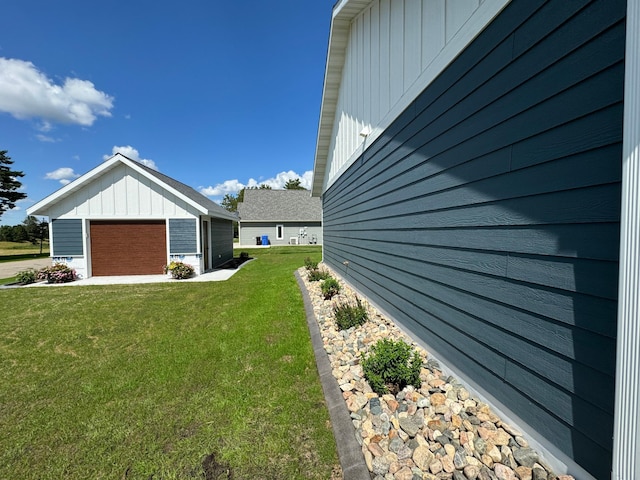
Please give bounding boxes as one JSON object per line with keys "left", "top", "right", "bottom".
{"left": 238, "top": 189, "right": 321, "bottom": 222}
{"left": 134, "top": 160, "right": 237, "bottom": 221}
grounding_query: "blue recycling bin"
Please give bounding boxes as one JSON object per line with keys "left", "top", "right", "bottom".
{"left": 261, "top": 235, "right": 269, "bottom": 246}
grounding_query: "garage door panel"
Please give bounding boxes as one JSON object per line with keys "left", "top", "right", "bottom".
{"left": 90, "top": 220, "right": 166, "bottom": 276}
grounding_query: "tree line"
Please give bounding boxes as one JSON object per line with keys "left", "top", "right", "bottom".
{"left": 0, "top": 216, "right": 49, "bottom": 244}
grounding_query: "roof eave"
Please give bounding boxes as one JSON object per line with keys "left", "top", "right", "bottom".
{"left": 312, "top": 0, "right": 373, "bottom": 197}
{"left": 27, "top": 155, "right": 124, "bottom": 216}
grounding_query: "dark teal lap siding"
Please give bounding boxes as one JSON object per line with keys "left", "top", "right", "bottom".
{"left": 210, "top": 218, "right": 232, "bottom": 267}
{"left": 169, "top": 218, "right": 196, "bottom": 253}
{"left": 51, "top": 219, "right": 83, "bottom": 256}
{"left": 321, "top": 1, "right": 623, "bottom": 478}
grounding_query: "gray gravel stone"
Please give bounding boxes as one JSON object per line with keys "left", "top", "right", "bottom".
{"left": 298, "top": 266, "right": 568, "bottom": 480}
{"left": 513, "top": 447, "right": 539, "bottom": 468}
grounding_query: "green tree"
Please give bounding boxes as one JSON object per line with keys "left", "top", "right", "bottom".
{"left": 10, "top": 224, "right": 28, "bottom": 242}
{"left": 0, "top": 150, "right": 27, "bottom": 218}
{"left": 284, "top": 178, "right": 306, "bottom": 190}
{"left": 23, "top": 216, "right": 49, "bottom": 251}
{"left": 221, "top": 193, "right": 239, "bottom": 212}
{"left": 0, "top": 225, "right": 13, "bottom": 241}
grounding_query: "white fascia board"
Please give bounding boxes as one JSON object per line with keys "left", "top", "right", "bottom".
{"left": 27, "top": 155, "right": 124, "bottom": 216}
{"left": 312, "top": 1, "right": 370, "bottom": 197}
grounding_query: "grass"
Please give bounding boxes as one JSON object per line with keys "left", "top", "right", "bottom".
{"left": 0, "top": 241, "right": 49, "bottom": 261}
{"left": 0, "top": 246, "right": 338, "bottom": 479}
{"left": 0, "top": 275, "right": 18, "bottom": 286}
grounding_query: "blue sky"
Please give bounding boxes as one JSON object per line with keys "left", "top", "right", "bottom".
{"left": 0, "top": 0, "right": 334, "bottom": 225}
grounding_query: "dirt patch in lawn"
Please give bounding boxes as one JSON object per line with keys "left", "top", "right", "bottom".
{"left": 201, "top": 452, "right": 232, "bottom": 480}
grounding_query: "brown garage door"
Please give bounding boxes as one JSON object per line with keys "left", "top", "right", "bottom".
{"left": 90, "top": 220, "right": 167, "bottom": 276}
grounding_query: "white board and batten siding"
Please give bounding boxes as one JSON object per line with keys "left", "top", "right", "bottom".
{"left": 318, "top": 0, "right": 510, "bottom": 193}
{"left": 47, "top": 163, "right": 200, "bottom": 220}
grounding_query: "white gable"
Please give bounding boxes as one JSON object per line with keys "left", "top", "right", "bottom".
{"left": 39, "top": 162, "right": 200, "bottom": 219}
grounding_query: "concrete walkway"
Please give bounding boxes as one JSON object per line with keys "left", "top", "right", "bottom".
{"left": 1, "top": 258, "right": 252, "bottom": 287}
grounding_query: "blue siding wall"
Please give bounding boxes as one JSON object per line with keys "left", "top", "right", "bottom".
{"left": 322, "top": 1, "right": 623, "bottom": 478}
{"left": 51, "top": 219, "right": 83, "bottom": 256}
{"left": 210, "top": 218, "right": 233, "bottom": 267}
{"left": 169, "top": 218, "right": 196, "bottom": 253}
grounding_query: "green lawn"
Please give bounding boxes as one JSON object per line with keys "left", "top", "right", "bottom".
{"left": 0, "top": 240, "right": 49, "bottom": 261}
{"left": 0, "top": 246, "right": 338, "bottom": 479}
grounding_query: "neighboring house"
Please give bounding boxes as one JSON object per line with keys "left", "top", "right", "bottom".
{"left": 312, "top": 1, "right": 639, "bottom": 479}
{"left": 237, "top": 189, "right": 322, "bottom": 246}
{"left": 27, "top": 153, "right": 237, "bottom": 278}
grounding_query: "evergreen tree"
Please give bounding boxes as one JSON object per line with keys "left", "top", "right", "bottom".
{"left": 284, "top": 178, "right": 306, "bottom": 190}
{"left": 0, "top": 150, "right": 27, "bottom": 218}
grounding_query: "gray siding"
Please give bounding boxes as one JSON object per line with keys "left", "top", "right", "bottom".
{"left": 322, "top": 1, "right": 623, "bottom": 478}
{"left": 210, "top": 218, "right": 233, "bottom": 267}
{"left": 169, "top": 218, "right": 196, "bottom": 253}
{"left": 239, "top": 222, "right": 322, "bottom": 246}
{"left": 51, "top": 219, "right": 83, "bottom": 256}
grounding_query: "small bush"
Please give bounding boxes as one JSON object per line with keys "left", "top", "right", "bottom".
{"left": 239, "top": 251, "right": 249, "bottom": 260}
{"left": 16, "top": 268, "right": 39, "bottom": 285}
{"left": 321, "top": 277, "right": 340, "bottom": 300}
{"left": 164, "top": 261, "right": 195, "bottom": 279}
{"left": 361, "top": 339, "right": 422, "bottom": 395}
{"left": 307, "top": 268, "right": 331, "bottom": 282}
{"left": 37, "top": 263, "right": 77, "bottom": 284}
{"left": 304, "top": 256, "right": 318, "bottom": 271}
{"left": 333, "top": 296, "right": 368, "bottom": 330}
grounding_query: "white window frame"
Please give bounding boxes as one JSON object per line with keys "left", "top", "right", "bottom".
{"left": 276, "top": 224, "right": 284, "bottom": 240}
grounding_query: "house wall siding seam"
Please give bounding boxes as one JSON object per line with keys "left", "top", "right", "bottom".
{"left": 210, "top": 218, "right": 233, "bottom": 267}
{"left": 50, "top": 219, "right": 83, "bottom": 256}
{"left": 169, "top": 218, "right": 197, "bottom": 253}
{"left": 321, "top": 1, "right": 624, "bottom": 478}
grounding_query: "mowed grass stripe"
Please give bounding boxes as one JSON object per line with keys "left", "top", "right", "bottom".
{"left": 0, "top": 246, "right": 338, "bottom": 479}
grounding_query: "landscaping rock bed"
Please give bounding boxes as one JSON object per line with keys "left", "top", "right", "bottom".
{"left": 298, "top": 264, "right": 574, "bottom": 480}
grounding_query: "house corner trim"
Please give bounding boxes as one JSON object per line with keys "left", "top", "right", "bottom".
{"left": 613, "top": 0, "right": 640, "bottom": 477}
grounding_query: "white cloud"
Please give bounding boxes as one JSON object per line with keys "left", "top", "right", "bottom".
{"left": 199, "top": 170, "right": 313, "bottom": 198}
{"left": 103, "top": 145, "right": 158, "bottom": 170}
{"left": 0, "top": 57, "right": 114, "bottom": 126}
{"left": 45, "top": 167, "right": 80, "bottom": 185}
{"left": 36, "top": 134, "right": 60, "bottom": 143}
{"left": 200, "top": 179, "right": 245, "bottom": 197}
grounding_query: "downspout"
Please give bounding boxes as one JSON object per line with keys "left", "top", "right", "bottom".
{"left": 612, "top": 0, "right": 640, "bottom": 477}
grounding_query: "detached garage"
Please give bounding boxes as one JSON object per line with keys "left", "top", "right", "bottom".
{"left": 28, "top": 153, "right": 237, "bottom": 279}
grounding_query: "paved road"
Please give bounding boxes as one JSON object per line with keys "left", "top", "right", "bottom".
{"left": 0, "top": 258, "right": 51, "bottom": 279}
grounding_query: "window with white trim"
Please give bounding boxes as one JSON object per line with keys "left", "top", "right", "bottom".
{"left": 276, "top": 224, "right": 284, "bottom": 240}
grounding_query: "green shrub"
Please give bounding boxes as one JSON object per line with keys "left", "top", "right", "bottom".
{"left": 16, "top": 268, "right": 38, "bottom": 285}
{"left": 321, "top": 277, "right": 340, "bottom": 300}
{"left": 307, "top": 268, "right": 331, "bottom": 282}
{"left": 304, "top": 256, "right": 318, "bottom": 271}
{"left": 361, "top": 339, "right": 422, "bottom": 395}
{"left": 163, "top": 261, "right": 195, "bottom": 279}
{"left": 333, "top": 296, "right": 368, "bottom": 330}
{"left": 37, "top": 263, "right": 77, "bottom": 284}
{"left": 239, "top": 251, "right": 249, "bottom": 260}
